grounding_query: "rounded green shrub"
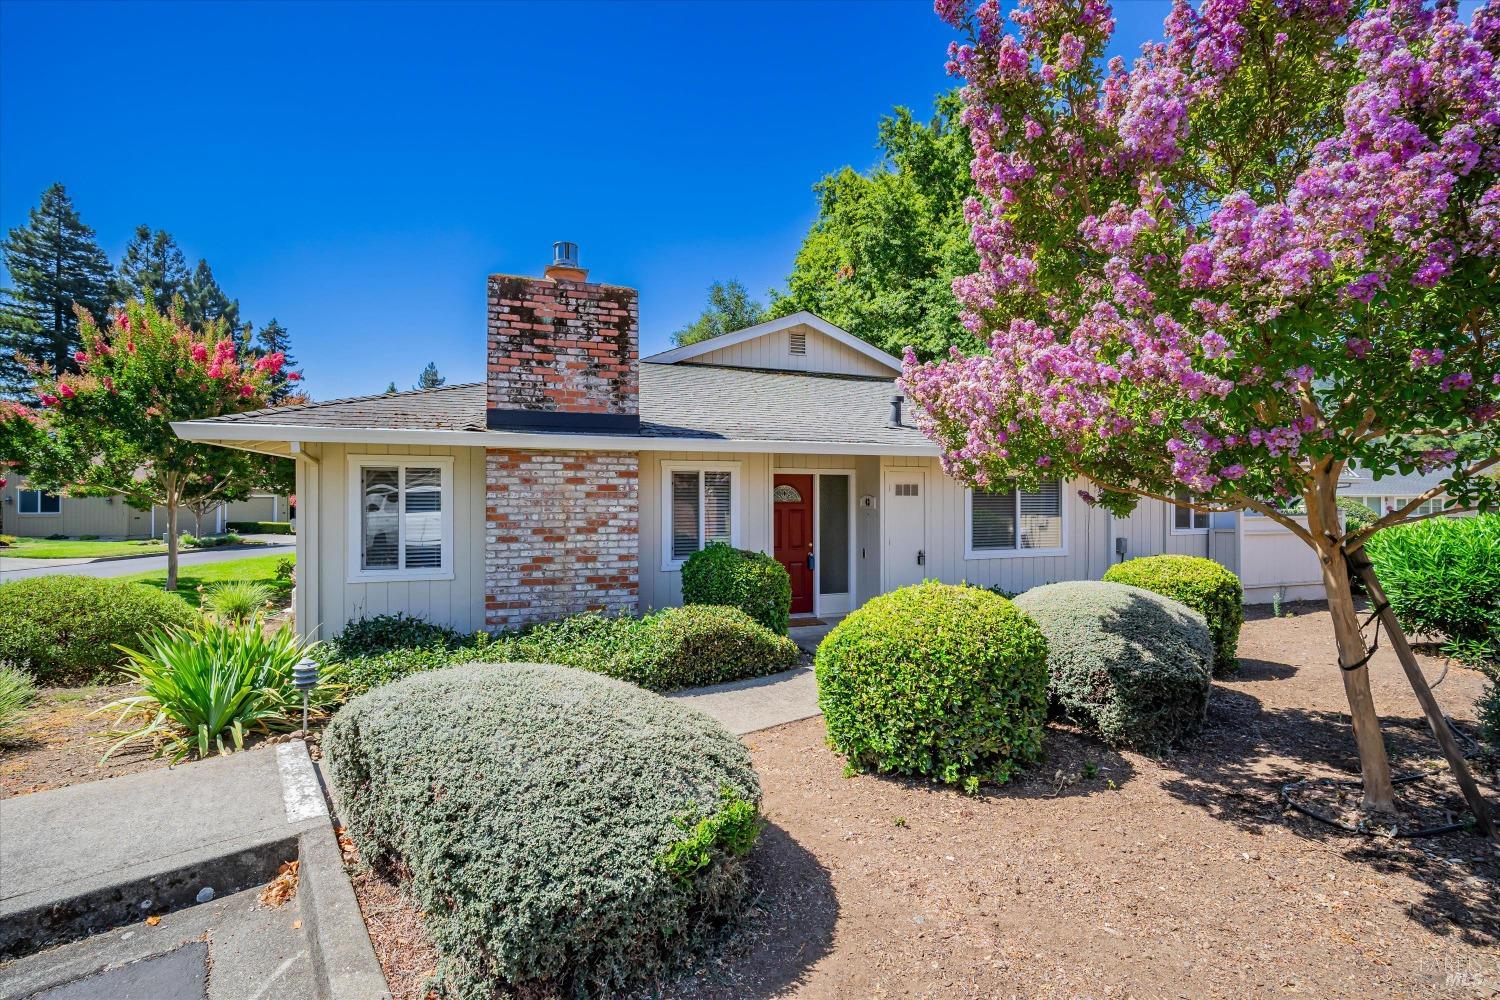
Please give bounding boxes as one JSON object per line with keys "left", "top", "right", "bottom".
{"left": 1336, "top": 497, "right": 1378, "bottom": 534}
{"left": 1479, "top": 683, "right": 1500, "bottom": 756}
{"left": 0, "top": 576, "right": 196, "bottom": 683}
{"left": 1014, "top": 581, "right": 1212, "bottom": 751}
{"left": 815, "top": 581, "right": 1049, "bottom": 792}
{"left": 326, "top": 663, "right": 761, "bottom": 998}
{"left": 681, "top": 542, "right": 792, "bottom": 636}
{"left": 1103, "top": 554, "right": 1243, "bottom": 677}
{"left": 1364, "top": 514, "right": 1500, "bottom": 665}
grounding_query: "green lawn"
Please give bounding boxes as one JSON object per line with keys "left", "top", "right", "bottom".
{"left": 116, "top": 553, "right": 295, "bottom": 609}
{"left": 1, "top": 537, "right": 167, "bottom": 560}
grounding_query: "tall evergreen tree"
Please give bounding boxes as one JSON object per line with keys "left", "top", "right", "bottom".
{"left": 249, "top": 318, "right": 304, "bottom": 404}
{"left": 385, "top": 381, "right": 398, "bottom": 394}
{"left": 414, "top": 362, "right": 446, "bottom": 390}
{"left": 672, "top": 279, "right": 767, "bottom": 346}
{"left": 113, "top": 225, "right": 188, "bottom": 308}
{"left": 179, "top": 258, "right": 240, "bottom": 333}
{"left": 0, "top": 183, "right": 112, "bottom": 398}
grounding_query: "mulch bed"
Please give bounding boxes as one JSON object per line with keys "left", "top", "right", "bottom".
{"left": 345, "top": 602, "right": 1500, "bottom": 999}
{"left": 0, "top": 684, "right": 174, "bottom": 797}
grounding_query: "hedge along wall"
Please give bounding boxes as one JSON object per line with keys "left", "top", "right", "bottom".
{"left": 326, "top": 663, "right": 761, "bottom": 998}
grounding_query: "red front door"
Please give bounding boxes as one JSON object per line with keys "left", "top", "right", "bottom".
{"left": 773, "top": 474, "right": 815, "bottom": 616}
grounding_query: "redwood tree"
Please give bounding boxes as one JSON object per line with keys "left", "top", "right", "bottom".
{"left": 0, "top": 300, "right": 292, "bottom": 588}
{"left": 907, "top": 0, "right": 1499, "bottom": 817}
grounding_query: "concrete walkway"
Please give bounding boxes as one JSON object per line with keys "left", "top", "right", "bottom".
{"left": 669, "top": 620, "right": 837, "bottom": 736}
{"left": 0, "top": 542, "right": 293, "bottom": 582}
{"left": 0, "top": 743, "right": 388, "bottom": 999}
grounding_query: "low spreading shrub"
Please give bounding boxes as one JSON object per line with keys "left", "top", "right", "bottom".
{"left": 815, "top": 581, "right": 1049, "bottom": 792}
{"left": 0, "top": 534, "right": 16, "bottom": 546}
{"left": 104, "top": 618, "right": 342, "bottom": 761}
{"left": 330, "top": 613, "right": 466, "bottom": 659}
{"left": 1364, "top": 514, "right": 1500, "bottom": 669}
{"left": 0, "top": 666, "right": 38, "bottom": 745}
{"left": 335, "top": 606, "right": 800, "bottom": 698}
{"left": 227, "top": 520, "right": 293, "bottom": 535}
{"left": 326, "top": 663, "right": 760, "bottom": 997}
{"left": 516, "top": 605, "right": 800, "bottom": 692}
{"left": 0, "top": 576, "right": 196, "bottom": 683}
{"left": 1103, "top": 554, "right": 1243, "bottom": 677}
{"left": 681, "top": 542, "right": 792, "bottom": 635}
{"left": 204, "top": 581, "right": 276, "bottom": 625}
{"left": 181, "top": 532, "right": 244, "bottom": 549}
{"left": 1014, "top": 581, "right": 1212, "bottom": 751}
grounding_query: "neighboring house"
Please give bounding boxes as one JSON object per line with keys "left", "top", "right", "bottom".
{"left": 0, "top": 476, "right": 289, "bottom": 539}
{"left": 170, "top": 246, "right": 1474, "bottom": 639}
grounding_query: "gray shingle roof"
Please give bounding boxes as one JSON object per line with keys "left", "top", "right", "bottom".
{"left": 191, "top": 363, "right": 931, "bottom": 448}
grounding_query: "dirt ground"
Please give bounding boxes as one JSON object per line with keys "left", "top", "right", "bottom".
{"left": 0, "top": 684, "right": 176, "bottom": 797}
{"left": 663, "top": 602, "right": 1500, "bottom": 1000}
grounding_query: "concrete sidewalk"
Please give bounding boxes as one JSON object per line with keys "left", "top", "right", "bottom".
{"left": 670, "top": 666, "right": 821, "bottom": 736}
{"left": 0, "top": 743, "right": 388, "bottom": 999}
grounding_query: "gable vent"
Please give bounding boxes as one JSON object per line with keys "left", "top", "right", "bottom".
{"left": 788, "top": 329, "right": 807, "bottom": 355}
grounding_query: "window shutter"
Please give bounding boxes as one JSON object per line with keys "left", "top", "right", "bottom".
{"left": 703, "top": 471, "right": 733, "bottom": 545}
{"left": 360, "top": 467, "right": 400, "bottom": 569}
{"left": 1018, "top": 480, "right": 1062, "bottom": 548}
{"left": 671, "top": 471, "right": 700, "bottom": 561}
{"left": 971, "top": 490, "right": 1017, "bottom": 550}
{"left": 403, "top": 467, "right": 444, "bottom": 569}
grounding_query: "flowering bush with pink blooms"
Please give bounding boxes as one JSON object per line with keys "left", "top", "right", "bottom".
{"left": 910, "top": 0, "right": 1500, "bottom": 813}
{"left": 0, "top": 301, "right": 290, "bottom": 589}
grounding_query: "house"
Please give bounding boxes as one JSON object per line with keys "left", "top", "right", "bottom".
{"left": 0, "top": 476, "right": 290, "bottom": 539}
{"left": 169, "top": 245, "right": 1463, "bottom": 639}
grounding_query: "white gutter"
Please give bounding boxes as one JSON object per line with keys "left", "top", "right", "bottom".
{"left": 171, "top": 420, "right": 941, "bottom": 458}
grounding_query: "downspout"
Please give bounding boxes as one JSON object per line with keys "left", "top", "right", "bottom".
{"left": 291, "top": 442, "right": 320, "bottom": 641}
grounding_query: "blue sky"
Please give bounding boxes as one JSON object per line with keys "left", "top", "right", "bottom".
{"left": 1, "top": 0, "right": 1172, "bottom": 400}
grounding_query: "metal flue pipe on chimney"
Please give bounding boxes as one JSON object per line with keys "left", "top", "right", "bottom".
{"left": 888, "top": 394, "right": 905, "bottom": 427}
{"left": 544, "top": 241, "right": 587, "bottom": 281}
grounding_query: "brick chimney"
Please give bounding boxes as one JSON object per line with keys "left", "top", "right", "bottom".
{"left": 486, "top": 242, "right": 639, "bottom": 433}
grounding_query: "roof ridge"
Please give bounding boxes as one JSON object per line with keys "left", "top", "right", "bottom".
{"left": 224, "top": 381, "right": 484, "bottom": 421}
{"left": 644, "top": 361, "right": 895, "bottom": 384}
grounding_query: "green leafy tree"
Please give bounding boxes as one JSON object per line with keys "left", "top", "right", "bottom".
{"left": 113, "top": 225, "right": 188, "bottom": 307}
{"left": 249, "top": 318, "right": 304, "bottom": 404}
{"left": 0, "top": 300, "right": 287, "bottom": 589}
{"left": 770, "top": 92, "right": 978, "bottom": 360}
{"left": 415, "top": 362, "right": 446, "bottom": 390}
{"left": 179, "top": 258, "right": 241, "bottom": 334}
{"left": 384, "top": 381, "right": 397, "bottom": 394}
{"left": 0, "top": 183, "right": 113, "bottom": 398}
{"left": 672, "top": 279, "right": 767, "bottom": 347}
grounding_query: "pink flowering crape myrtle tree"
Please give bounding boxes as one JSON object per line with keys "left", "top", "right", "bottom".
{"left": 910, "top": 0, "right": 1499, "bottom": 827}
{"left": 0, "top": 300, "right": 291, "bottom": 589}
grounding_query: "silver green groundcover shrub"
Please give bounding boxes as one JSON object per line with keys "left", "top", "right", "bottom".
{"left": 1015, "top": 581, "right": 1212, "bottom": 751}
{"left": 326, "top": 663, "right": 761, "bottom": 999}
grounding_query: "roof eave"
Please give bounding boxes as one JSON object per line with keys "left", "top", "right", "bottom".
{"left": 171, "top": 419, "right": 940, "bottom": 457}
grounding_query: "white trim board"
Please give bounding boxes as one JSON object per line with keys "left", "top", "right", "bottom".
{"left": 641, "top": 311, "right": 903, "bottom": 373}
{"left": 173, "top": 419, "right": 941, "bottom": 457}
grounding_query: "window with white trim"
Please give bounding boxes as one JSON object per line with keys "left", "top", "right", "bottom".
{"left": 967, "top": 480, "right": 1064, "bottom": 556}
{"left": 1392, "top": 496, "right": 1446, "bottom": 518}
{"left": 1173, "top": 490, "right": 1210, "bottom": 532}
{"left": 663, "top": 463, "right": 738, "bottom": 568}
{"left": 346, "top": 456, "right": 453, "bottom": 581}
{"left": 18, "top": 489, "right": 61, "bottom": 515}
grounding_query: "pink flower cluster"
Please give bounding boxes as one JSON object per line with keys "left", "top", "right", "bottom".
{"left": 910, "top": 0, "right": 1500, "bottom": 501}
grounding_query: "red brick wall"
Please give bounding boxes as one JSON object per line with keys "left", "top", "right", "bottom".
{"left": 486, "top": 274, "right": 638, "bottom": 422}
{"left": 484, "top": 449, "right": 639, "bottom": 630}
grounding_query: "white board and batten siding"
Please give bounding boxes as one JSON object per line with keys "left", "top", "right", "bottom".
{"left": 878, "top": 456, "right": 1112, "bottom": 595}
{"left": 298, "top": 442, "right": 487, "bottom": 640}
{"left": 686, "top": 323, "right": 898, "bottom": 378}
